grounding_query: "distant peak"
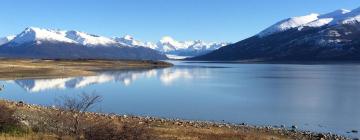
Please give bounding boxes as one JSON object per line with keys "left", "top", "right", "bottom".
{"left": 123, "top": 35, "right": 134, "bottom": 40}
{"left": 66, "top": 30, "right": 78, "bottom": 34}
{"left": 65, "top": 30, "right": 116, "bottom": 46}
{"left": 160, "top": 36, "right": 176, "bottom": 43}
{"left": 23, "top": 27, "right": 38, "bottom": 34}
{"left": 339, "top": 9, "right": 351, "bottom": 13}
{"left": 319, "top": 9, "right": 350, "bottom": 18}
{"left": 193, "top": 40, "right": 203, "bottom": 43}
{"left": 290, "top": 13, "right": 319, "bottom": 20}
{"left": 5, "top": 35, "right": 16, "bottom": 40}
{"left": 11, "top": 27, "right": 75, "bottom": 45}
{"left": 258, "top": 13, "right": 319, "bottom": 37}
{"left": 24, "top": 27, "right": 58, "bottom": 33}
{"left": 302, "top": 13, "right": 319, "bottom": 17}
{"left": 0, "top": 35, "right": 16, "bottom": 46}
{"left": 24, "top": 26, "right": 39, "bottom": 31}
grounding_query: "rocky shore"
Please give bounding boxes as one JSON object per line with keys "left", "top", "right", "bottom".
{"left": 0, "top": 99, "right": 352, "bottom": 140}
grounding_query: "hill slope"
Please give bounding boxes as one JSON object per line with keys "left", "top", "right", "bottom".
{"left": 192, "top": 7, "right": 360, "bottom": 61}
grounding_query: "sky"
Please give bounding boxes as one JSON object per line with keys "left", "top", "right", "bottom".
{"left": 0, "top": 0, "right": 359, "bottom": 42}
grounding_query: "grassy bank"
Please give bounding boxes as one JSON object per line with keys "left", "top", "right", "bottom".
{"left": 0, "top": 59, "right": 172, "bottom": 80}
{"left": 0, "top": 99, "right": 349, "bottom": 140}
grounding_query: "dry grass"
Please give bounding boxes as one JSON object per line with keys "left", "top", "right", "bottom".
{"left": 148, "top": 123, "right": 291, "bottom": 140}
{"left": 0, "top": 99, "right": 313, "bottom": 140}
{"left": 0, "top": 59, "right": 172, "bottom": 80}
{"left": 0, "top": 133, "right": 70, "bottom": 140}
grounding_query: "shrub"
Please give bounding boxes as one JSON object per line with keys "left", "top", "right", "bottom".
{"left": 84, "top": 121, "right": 153, "bottom": 140}
{"left": 41, "top": 92, "right": 103, "bottom": 139}
{"left": 0, "top": 103, "right": 27, "bottom": 135}
{"left": 40, "top": 92, "right": 154, "bottom": 140}
{"left": 0, "top": 103, "right": 16, "bottom": 129}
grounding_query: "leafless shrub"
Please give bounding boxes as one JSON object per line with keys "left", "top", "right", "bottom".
{"left": 84, "top": 120, "right": 153, "bottom": 140}
{"left": 0, "top": 103, "right": 25, "bottom": 135}
{"left": 39, "top": 106, "right": 69, "bottom": 138}
{"left": 57, "top": 92, "right": 103, "bottom": 113}
{"left": 0, "top": 103, "right": 17, "bottom": 130}
{"left": 57, "top": 92, "right": 102, "bottom": 138}
{"left": 41, "top": 92, "right": 102, "bottom": 139}
{"left": 40, "top": 92, "right": 153, "bottom": 140}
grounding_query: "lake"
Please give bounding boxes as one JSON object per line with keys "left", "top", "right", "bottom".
{"left": 0, "top": 61, "right": 359, "bottom": 137}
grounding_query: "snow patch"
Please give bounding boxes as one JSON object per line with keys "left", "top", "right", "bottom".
{"left": 65, "top": 30, "right": 117, "bottom": 46}
{"left": 12, "top": 27, "right": 76, "bottom": 44}
{"left": 259, "top": 13, "right": 319, "bottom": 37}
{"left": 0, "top": 35, "right": 15, "bottom": 46}
{"left": 9, "top": 27, "right": 119, "bottom": 47}
{"left": 258, "top": 7, "right": 360, "bottom": 37}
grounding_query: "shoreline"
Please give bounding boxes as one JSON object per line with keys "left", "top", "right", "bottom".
{"left": 0, "top": 59, "right": 354, "bottom": 139}
{"left": 183, "top": 60, "right": 360, "bottom": 65}
{"left": 0, "top": 59, "right": 173, "bottom": 80}
{"left": 0, "top": 99, "right": 350, "bottom": 140}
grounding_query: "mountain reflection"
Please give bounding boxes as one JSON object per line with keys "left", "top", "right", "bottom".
{"left": 160, "top": 68, "right": 193, "bottom": 85}
{"left": 13, "top": 67, "right": 208, "bottom": 92}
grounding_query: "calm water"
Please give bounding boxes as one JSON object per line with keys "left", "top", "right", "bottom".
{"left": 1, "top": 61, "right": 360, "bottom": 137}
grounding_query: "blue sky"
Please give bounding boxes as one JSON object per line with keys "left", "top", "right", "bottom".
{"left": 0, "top": 0, "right": 359, "bottom": 42}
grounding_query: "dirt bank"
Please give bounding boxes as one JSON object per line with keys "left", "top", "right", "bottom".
{"left": 0, "top": 59, "right": 172, "bottom": 80}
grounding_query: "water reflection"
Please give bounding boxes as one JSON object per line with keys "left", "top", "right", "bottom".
{"left": 12, "top": 67, "right": 207, "bottom": 92}
{"left": 3, "top": 62, "right": 360, "bottom": 137}
{"left": 160, "top": 69, "right": 194, "bottom": 85}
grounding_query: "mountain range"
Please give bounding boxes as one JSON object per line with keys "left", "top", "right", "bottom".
{"left": 0, "top": 27, "right": 167, "bottom": 60}
{"left": 0, "top": 27, "right": 228, "bottom": 60}
{"left": 192, "top": 7, "right": 360, "bottom": 61}
{"left": 114, "top": 35, "right": 229, "bottom": 59}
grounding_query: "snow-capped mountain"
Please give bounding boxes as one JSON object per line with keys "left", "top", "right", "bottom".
{"left": 10, "top": 27, "right": 121, "bottom": 46}
{"left": 258, "top": 7, "right": 360, "bottom": 37}
{"left": 0, "top": 27, "right": 167, "bottom": 60}
{"left": 0, "top": 27, "right": 228, "bottom": 59}
{"left": 303, "top": 9, "right": 347, "bottom": 28}
{"left": 258, "top": 13, "right": 320, "bottom": 37}
{"left": 114, "top": 35, "right": 146, "bottom": 47}
{"left": 0, "top": 35, "right": 16, "bottom": 46}
{"left": 192, "top": 6, "right": 360, "bottom": 61}
{"left": 65, "top": 30, "right": 117, "bottom": 46}
{"left": 114, "top": 35, "right": 230, "bottom": 59}
{"left": 11, "top": 27, "right": 75, "bottom": 45}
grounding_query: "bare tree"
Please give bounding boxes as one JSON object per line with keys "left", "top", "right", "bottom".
{"left": 61, "top": 92, "right": 102, "bottom": 139}
{"left": 43, "top": 92, "right": 102, "bottom": 139}
{"left": 41, "top": 92, "right": 152, "bottom": 140}
{"left": 57, "top": 92, "right": 103, "bottom": 113}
